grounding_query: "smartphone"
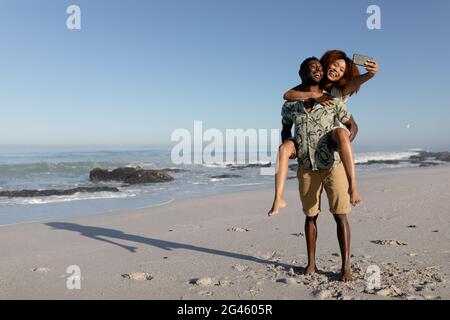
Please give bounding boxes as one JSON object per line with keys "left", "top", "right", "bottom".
{"left": 353, "top": 53, "right": 373, "bottom": 66}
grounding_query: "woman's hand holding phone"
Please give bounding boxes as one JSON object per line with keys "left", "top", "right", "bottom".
{"left": 364, "top": 60, "right": 379, "bottom": 76}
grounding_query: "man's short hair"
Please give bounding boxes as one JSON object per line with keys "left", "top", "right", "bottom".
{"left": 299, "top": 57, "right": 320, "bottom": 82}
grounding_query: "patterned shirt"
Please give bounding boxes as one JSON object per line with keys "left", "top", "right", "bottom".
{"left": 281, "top": 99, "right": 352, "bottom": 170}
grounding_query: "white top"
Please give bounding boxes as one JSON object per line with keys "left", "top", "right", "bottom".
{"left": 330, "top": 86, "right": 349, "bottom": 102}
{"left": 330, "top": 87, "right": 350, "bottom": 133}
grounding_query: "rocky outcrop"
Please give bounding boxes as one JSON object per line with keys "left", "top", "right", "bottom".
{"left": 211, "top": 174, "right": 241, "bottom": 179}
{"left": 228, "top": 163, "right": 272, "bottom": 170}
{"left": 413, "top": 151, "right": 450, "bottom": 162}
{"left": 161, "top": 168, "right": 188, "bottom": 173}
{"left": 0, "top": 186, "right": 119, "bottom": 198}
{"left": 357, "top": 152, "right": 450, "bottom": 167}
{"left": 89, "top": 167, "right": 173, "bottom": 184}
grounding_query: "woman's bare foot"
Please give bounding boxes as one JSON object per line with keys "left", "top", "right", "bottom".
{"left": 268, "top": 198, "right": 286, "bottom": 216}
{"left": 350, "top": 189, "right": 362, "bottom": 207}
{"left": 303, "top": 264, "right": 316, "bottom": 276}
{"left": 341, "top": 266, "right": 352, "bottom": 282}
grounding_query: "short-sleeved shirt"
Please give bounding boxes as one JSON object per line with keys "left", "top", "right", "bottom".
{"left": 281, "top": 87, "right": 348, "bottom": 130}
{"left": 281, "top": 98, "right": 352, "bottom": 170}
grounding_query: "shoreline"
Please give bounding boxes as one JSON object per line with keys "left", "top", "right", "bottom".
{"left": 1, "top": 163, "right": 449, "bottom": 228}
{"left": 0, "top": 165, "right": 448, "bottom": 299}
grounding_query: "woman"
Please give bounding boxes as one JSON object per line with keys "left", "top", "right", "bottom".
{"left": 268, "top": 50, "right": 379, "bottom": 216}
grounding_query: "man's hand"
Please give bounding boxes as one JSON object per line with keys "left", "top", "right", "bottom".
{"left": 312, "top": 92, "right": 335, "bottom": 107}
{"left": 344, "top": 116, "right": 358, "bottom": 142}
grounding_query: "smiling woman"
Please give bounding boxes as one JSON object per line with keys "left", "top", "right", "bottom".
{"left": 320, "top": 50, "right": 361, "bottom": 97}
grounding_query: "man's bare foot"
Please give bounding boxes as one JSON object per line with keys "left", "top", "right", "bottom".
{"left": 350, "top": 189, "right": 362, "bottom": 207}
{"left": 341, "top": 266, "right": 352, "bottom": 282}
{"left": 268, "top": 198, "right": 286, "bottom": 216}
{"left": 303, "top": 264, "right": 316, "bottom": 276}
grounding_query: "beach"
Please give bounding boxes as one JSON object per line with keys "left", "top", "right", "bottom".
{"left": 0, "top": 165, "right": 448, "bottom": 300}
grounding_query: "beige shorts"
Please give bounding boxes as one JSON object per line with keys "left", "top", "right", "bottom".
{"left": 298, "top": 163, "right": 351, "bottom": 217}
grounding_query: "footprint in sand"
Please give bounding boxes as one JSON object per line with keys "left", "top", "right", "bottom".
{"left": 313, "top": 289, "right": 334, "bottom": 300}
{"left": 232, "top": 264, "right": 251, "bottom": 272}
{"left": 372, "top": 240, "right": 408, "bottom": 246}
{"left": 31, "top": 267, "right": 51, "bottom": 273}
{"left": 190, "top": 277, "right": 220, "bottom": 286}
{"left": 276, "top": 278, "right": 298, "bottom": 286}
{"left": 122, "top": 272, "right": 153, "bottom": 281}
{"left": 227, "top": 227, "right": 249, "bottom": 232}
{"left": 291, "top": 232, "right": 304, "bottom": 238}
{"left": 258, "top": 251, "right": 280, "bottom": 260}
{"left": 406, "top": 295, "right": 425, "bottom": 300}
{"left": 373, "top": 285, "right": 403, "bottom": 297}
{"left": 244, "top": 288, "right": 262, "bottom": 297}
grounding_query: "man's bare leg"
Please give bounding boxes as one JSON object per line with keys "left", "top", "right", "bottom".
{"left": 304, "top": 215, "right": 318, "bottom": 275}
{"left": 333, "top": 214, "right": 352, "bottom": 282}
{"left": 331, "top": 128, "right": 362, "bottom": 206}
{"left": 268, "top": 140, "right": 296, "bottom": 216}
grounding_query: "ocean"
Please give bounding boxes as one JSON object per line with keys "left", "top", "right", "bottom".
{"left": 0, "top": 146, "right": 439, "bottom": 226}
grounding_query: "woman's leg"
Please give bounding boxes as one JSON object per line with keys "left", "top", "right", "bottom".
{"left": 331, "top": 128, "right": 362, "bottom": 206}
{"left": 268, "top": 140, "right": 297, "bottom": 216}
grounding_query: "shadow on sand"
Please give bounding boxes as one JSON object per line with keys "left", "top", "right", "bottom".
{"left": 45, "top": 222, "right": 296, "bottom": 270}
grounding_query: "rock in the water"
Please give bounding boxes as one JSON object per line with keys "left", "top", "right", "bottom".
{"left": 411, "top": 151, "right": 450, "bottom": 162}
{"left": 89, "top": 167, "right": 173, "bottom": 184}
{"left": 228, "top": 163, "right": 272, "bottom": 170}
{"left": 162, "top": 168, "right": 188, "bottom": 173}
{"left": 211, "top": 174, "right": 241, "bottom": 179}
{"left": 0, "top": 186, "right": 119, "bottom": 198}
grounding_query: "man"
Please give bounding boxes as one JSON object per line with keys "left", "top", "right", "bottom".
{"left": 282, "top": 57, "right": 356, "bottom": 282}
{"left": 269, "top": 57, "right": 358, "bottom": 216}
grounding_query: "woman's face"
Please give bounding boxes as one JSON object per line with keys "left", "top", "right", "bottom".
{"left": 327, "top": 58, "right": 346, "bottom": 82}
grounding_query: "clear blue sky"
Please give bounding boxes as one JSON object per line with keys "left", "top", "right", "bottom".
{"left": 1, "top": 0, "right": 449, "bottom": 150}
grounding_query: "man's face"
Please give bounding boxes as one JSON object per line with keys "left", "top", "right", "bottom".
{"left": 308, "top": 60, "right": 324, "bottom": 83}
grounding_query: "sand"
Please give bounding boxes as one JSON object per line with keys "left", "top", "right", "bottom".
{"left": 0, "top": 165, "right": 449, "bottom": 300}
